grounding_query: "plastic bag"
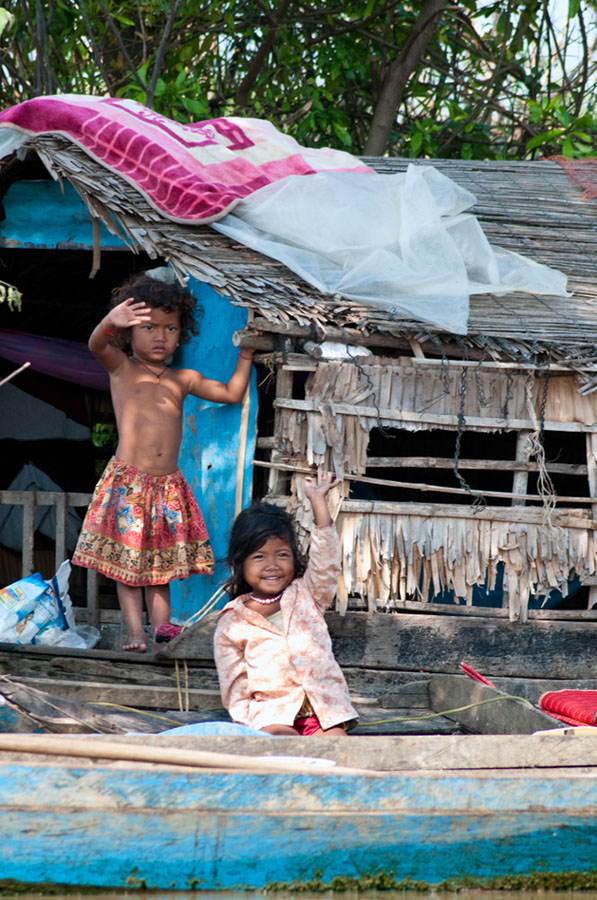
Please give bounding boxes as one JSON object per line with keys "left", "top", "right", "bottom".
{"left": 0, "top": 570, "right": 66, "bottom": 644}
{"left": 0, "top": 560, "right": 100, "bottom": 648}
{"left": 35, "top": 623, "right": 100, "bottom": 649}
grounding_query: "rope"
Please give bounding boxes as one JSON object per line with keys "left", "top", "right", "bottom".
{"left": 525, "top": 370, "right": 558, "bottom": 526}
{"left": 93, "top": 704, "right": 187, "bottom": 727}
{"left": 172, "top": 585, "right": 228, "bottom": 711}
{"left": 258, "top": 355, "right": 276, "bottom": 387}
{"left": 364, "top": 693, "right": 536, "bottom": 726}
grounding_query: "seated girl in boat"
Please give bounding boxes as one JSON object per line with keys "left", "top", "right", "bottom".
{"left": 72, "top": 271, "right": 255, "bottom": 652}
{"left": 214, "top": 473, "right": 358, "bottom": 736}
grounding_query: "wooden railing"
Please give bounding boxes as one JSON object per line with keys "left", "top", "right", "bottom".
{"left": 0, "top": 490, "right": 99, "bottom": 628}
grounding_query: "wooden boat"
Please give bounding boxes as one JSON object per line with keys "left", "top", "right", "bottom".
{"left": 1, "top": 723, "right": 597, "bottom": 891}
{"left": 2, "top": 609, "right": 597, "bottom": 893}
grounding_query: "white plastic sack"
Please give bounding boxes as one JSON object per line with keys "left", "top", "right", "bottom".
{"left": 0, "top": 560, "right": 100, "bottom": 648}
{"left": 35, "top": 623, "right": 100, "bottom": 649}
{"left": 212, "top": 164, "right": 569, "bottom": 335}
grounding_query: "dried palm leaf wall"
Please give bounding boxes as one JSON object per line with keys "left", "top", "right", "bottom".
{"left": 270, "top": 357, "right": 597, "bottom": 621}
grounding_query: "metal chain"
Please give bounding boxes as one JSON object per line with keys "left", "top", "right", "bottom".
{"left": 452, "top": 340, "right": 487, "bottom": 510}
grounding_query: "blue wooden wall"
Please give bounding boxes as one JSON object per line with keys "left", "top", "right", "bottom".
{"left": 172, "top": 281, "right": 256, "bottom": 620}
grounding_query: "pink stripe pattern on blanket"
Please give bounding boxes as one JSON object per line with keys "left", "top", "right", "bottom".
{"left": 0, "top": 95, "right": 373, "bottom": 223}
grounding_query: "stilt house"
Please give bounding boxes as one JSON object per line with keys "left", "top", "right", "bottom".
{"left": 2, "top": 132, "right": 597, "bottom": 641}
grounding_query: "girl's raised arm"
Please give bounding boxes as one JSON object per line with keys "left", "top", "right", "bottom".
{"left": 184, "top": 347, "right": 256, "bottom": 404}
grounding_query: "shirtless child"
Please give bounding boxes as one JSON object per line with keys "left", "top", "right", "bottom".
{"left": 72, "top": 272, "right": 255, "bottom": 651}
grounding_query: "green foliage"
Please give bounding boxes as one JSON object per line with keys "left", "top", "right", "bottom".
{"left": 0, "top": 0, "right": 596, "bottom": 160}
{"left": 0, "top": 280, "right": 21, "bottom": 311}
{"left": 526, "top": 98, "right": 596, "bottom": 157}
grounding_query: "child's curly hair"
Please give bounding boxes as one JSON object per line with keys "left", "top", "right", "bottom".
{"left": 108, "top": 271, "right": 200, "bottom": 350}
{"left": 224, "top": 502, "right": 307, "bottom": 599}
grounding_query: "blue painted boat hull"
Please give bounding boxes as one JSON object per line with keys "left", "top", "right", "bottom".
{"left": 1, "top": 762, "right": 596, "bottom": 890}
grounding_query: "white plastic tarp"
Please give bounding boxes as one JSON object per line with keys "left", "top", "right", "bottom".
{"left": 212, "top": 164, "right": 569, "bottom": 335}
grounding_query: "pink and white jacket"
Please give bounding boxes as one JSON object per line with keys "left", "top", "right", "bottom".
{"left": 213, "top": 524, "right": 357, "bottom": 732}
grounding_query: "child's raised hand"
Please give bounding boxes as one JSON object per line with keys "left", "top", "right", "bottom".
{"left": 108, "top": 298, "right": 153, "bottom": 329}
{"left": 303, "top": 472, "right": 341, "bottom": 526}
{"left": 303, "top": 472, "right": 341, "bottom": 500}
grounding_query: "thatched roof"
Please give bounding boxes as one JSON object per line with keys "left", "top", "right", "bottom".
{"left": 7, "top": 134, "right": 597, "bottom": 375}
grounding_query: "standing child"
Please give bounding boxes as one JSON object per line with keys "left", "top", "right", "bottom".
{"left": 73, "top": 271, "right": 255, "bottom": 652}
{"left": 214, "top": 474, "right": 357, "bottom": 736}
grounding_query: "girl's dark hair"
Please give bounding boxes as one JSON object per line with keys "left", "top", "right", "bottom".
{"left": 109, "top": 272, "right": 200, "bottom": 350}
{"left": 224, "top": 502, "right": 307, "bottom": 599}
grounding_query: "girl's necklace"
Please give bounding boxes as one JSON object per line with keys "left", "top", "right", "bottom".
{"left": 131, "top": 355, "right": 169, "bottom": 383}
{"left": 248, "top": 591, "right": 283, "bottom": 605}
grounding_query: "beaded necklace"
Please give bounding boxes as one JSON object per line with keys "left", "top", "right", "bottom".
{"left": 248, "top": 591, "right": 283, "bottom": 605}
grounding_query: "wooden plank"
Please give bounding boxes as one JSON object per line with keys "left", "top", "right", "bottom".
{"left": 379, "top": 600, "right": 597, "bottom": 620}
{"left": 339, "top": 499, "right": 595, "bottom": 529}
{"left": 0, "top": 641, "right": 189, "bottom": 664}
{"left": 54, "top": 493, "right": 67, "bottom": 571}
{"left": 133, "top": 731, "right": 597, "bottom": 771}
{"left": 15, "top": 677, "right": 224, "bottom": 711}
{"left": 427, "top": 674, "right": 564, "bottom": 734}
{"left": 0, "top": 491, "right": 92, "bottom": 507}
{"left": 586, "top": 432, "right": 597, "bottom": 610}
{"left": 366, "top": 456, "right": 587, "bottom": 475}
{"left": 0, "top": 649, "right": 221, "bottom": 690}
{"left": 86, "top": 569, "right": 99, "bottom": 630}
{"left": 350, "top": 704, "right": 458, "bottom": 735}
{"left": 324, "top": 612, "right": 597, "bottom": 680}
{"left": 163, "top": 609, "right": 597, "bottom": 679}
{"left": 379, "top": 680, "right": 430, "bottom": 709}
{"left": 274, "top": 397, "right": 597, "bottom": 433}
{"left": 268, "top": 368, "right": 294, "bottom": 497}
{"left": 512, "top": 431, "right": 531, "bottom": 507}
{"left": 21, "top": 492, "right": 34, "bottom": 578}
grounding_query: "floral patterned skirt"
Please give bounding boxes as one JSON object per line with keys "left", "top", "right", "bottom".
{"left": 72, "top": 456, "right": 214, "bottom": 586}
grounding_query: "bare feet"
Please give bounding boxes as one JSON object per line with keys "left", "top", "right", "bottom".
{"left": 122, "top": 631, "right": 148, "bottom": 652}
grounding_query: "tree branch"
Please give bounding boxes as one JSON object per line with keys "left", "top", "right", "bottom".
{"left": 363, "top": 0, "right": 449, "bottom": 156}
{"left": 73, "top": 0, "right": 115, "bottom": 96}
{"left": 93, "top": 0, "right": 148, "bottom": 93}
{"left": 234, "top": 0, "right": 293, "bottom": 110}
{"left": 146, "top": 0, "right": 186, "bottom": 107}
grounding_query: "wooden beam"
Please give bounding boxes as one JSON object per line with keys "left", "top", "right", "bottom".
{"left": 365, "top": 456, "right": 587, "bottom": 475}
{"left": 161, "top": 609, "right": 597, "bottom": 680}
{"left": 324, "top": 611, "right": 597, "bottom": 680}
{"left": 338, "top": 499, "right": 594, "bottom": 529}
{"left": 21, "top": 492, "right": 34, "bottom": 578}
{"left": 54, "top": 492, "right": 67, "bottom": 571}
{"left": 16, "top": 677, "right": 224, "bottom": 711}
{"left": 512, "top": 431, "right": 531, "bottom": 508}
{"left": 89, "top": 731, "right": 597, "bottom": 772}
{"left": 274, "top": 397, "right": 597, "bottom": 433}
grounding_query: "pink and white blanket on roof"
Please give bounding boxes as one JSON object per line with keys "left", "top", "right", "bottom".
{"left": 0, "top": 94, "right": 373, "bottom": 223}
{"left": 0, "top": 94, "right": 569, "bottom": 335}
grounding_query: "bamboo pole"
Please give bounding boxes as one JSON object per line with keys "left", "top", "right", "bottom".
{"left": 253, "top": 459, "right": 594, "bottom": 505}
{"left": 0, "top": 734, "right": 383, "bottom": 777}
{"left": 0, "top": 361, "right": 31, "bottom": 388}
{"left": 235, "top": 310, "right": 254, "bottom": 516}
